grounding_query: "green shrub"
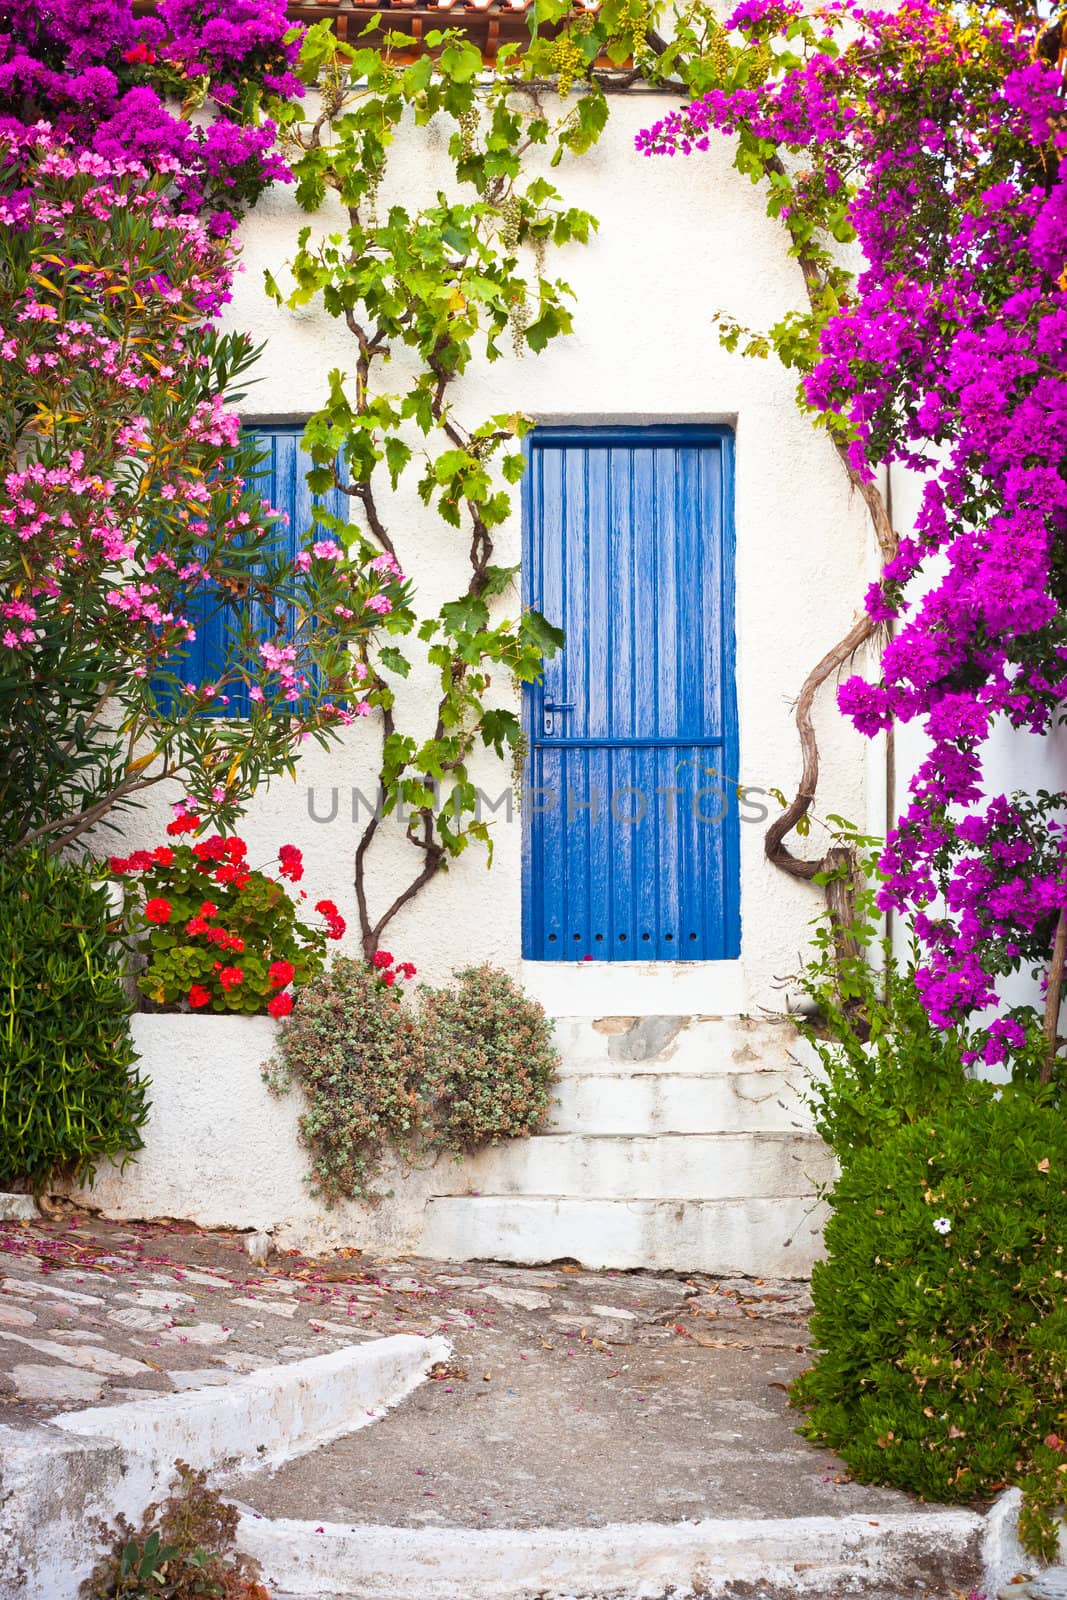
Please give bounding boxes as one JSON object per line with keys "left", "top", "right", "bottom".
{"left": 0, "top": 849, "right": 147, "bottom": 1193}
{"left": 418, "top": 965, "right": 558, "bottom": 1153}
{"left": 797, "top": 833, "right": 976, "bottom": 1158}
{"left": 793, "top": 1081, "right": 1067, "bottom": 1526}
{"left": 264, "top": 960, "right": 558, "bottom": 1201}
{"left": 263, "top": 956, "right": 423, "bottom": 1202}
{"left": 801, "top": 953, "right": 980, "bottom": 1160}
{"left": 80, "top": 1460, "right": 269, "bottom": 1598}
{"left": 792, "top": 827, "right": 1067, "bottom": 1555}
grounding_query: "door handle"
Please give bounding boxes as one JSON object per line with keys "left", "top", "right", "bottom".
{"left": 544, "top": 701, "right": 575, "bottom": 712}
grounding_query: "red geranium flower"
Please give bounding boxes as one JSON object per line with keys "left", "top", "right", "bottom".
{"left": 382, "top": 969, "right": 396, "bottom": 987}
{"left": 269, "top": 959, "right": 295, "bottom": 988}
{"left": 278, "top": 844, "right": 303, "bottom": 882}
{"left": 314, "top": 898, "right": 346, "bottom": 938}
{"left": 219, "top": 966, "right": 244, "bottom": 990}
{"left": 128, "top": 850, "right": 154, "bottom": 871}
{"left": 145, "top": 897, "right": 172, "bottom": 924}
{"left": 225, "top": 837, "right": 248, "bottom": 863}
{"left": 227, "top": 935, "right": 245, "bottom": 953}
{"left": 185, "top": 916, "right": 209, "bottom": 937}
{"left": 267, "top": 992, "right": 294, "bottom": 1019}
{"left": 372, "top": 949, "right": 393, "bottom": 969}
{"left": 188, "top": 985, "right": 212, "bottom": 1009}
{"left": 198, "top": 902, "right": 218, "bottom": 918}
{"left": 166, "top": 814, "right": 199, "bottom": 836}
{"left": 122, "top": 41, "right": 157, "bottom": 63}
{"left": 193, "top": 835, "right": 226, "bottom": 862}
{"left": 397, "top": 962, "right": 417, "bottom": 980}
{"left": 152, "top": 846, "right": 174, "bottom": 866}
{"left": 109, "top": 856, "right": 130, "bottom": 874}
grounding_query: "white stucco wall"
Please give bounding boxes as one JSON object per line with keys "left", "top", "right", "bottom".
{"left": 108, "top": 92, "right": 876, "bottom": 1013}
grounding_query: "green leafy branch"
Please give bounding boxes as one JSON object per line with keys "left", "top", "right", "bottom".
{"left": 267, "top": 22, "right": 599, "bottom": 957}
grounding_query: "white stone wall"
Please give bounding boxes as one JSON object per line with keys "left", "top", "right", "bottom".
{"left": 107, "top": 92, "right": 876, "bottom": 1012}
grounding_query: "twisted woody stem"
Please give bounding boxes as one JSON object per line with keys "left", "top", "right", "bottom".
{"left": 1042, "top": 904, "right": 1067, "bottom": 1083}
{"left": 760, "top": 155, "right": 897, "bottom": 888}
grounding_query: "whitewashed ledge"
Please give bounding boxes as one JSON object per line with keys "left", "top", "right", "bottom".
{"left": 68, "top": 1013, "right": 451, "bottom": 1258}
{"left": 0, "top": 1333, "right": 447, "bottom": 1598}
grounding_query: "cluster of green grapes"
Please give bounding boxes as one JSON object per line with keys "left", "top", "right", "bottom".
{"left": 500, "top": 192, "right": 523, "bottom": 251}
{"left": 708, "top": 19, "right": 733, "bottom": 79}
{"left": 550, "top": 35, "right": 587, "bottom": 95}
{"left": 749, "top": 40, "right": 775, "bottom": 84}
{"left": 456, "top": 104, "right": 480, "bottom": 158}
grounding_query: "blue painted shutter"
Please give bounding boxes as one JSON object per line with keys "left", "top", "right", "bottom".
{"left": 523, "top": 427, "right": 740, "bottom": 962}
{"left": 154, "top": 426, "right": 350, "bottom": 717}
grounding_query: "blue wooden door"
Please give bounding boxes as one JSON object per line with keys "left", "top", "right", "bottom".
{"left": 522, "top": 426, "right": 740, "bottom": 962}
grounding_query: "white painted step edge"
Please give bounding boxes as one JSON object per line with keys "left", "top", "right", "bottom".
{"left": 2, "top": 1336, "right": 450, "bottom": 1599}
{"left": 54, "top": 1331, "right": 450, "bottom": 1476}
{"left": 237, "top": 1506, "right": 991, "bottom": 1600}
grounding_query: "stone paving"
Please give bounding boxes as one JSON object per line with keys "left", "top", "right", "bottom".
{"left": 0, "top": 1207, "right": 996, "bottom": 1598}
{"left": 0, "top": 1207, "right": 820, "bottom": 1424}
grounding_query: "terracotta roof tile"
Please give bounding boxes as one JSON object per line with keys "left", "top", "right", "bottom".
{"left": 290, "top": 0, "right": 599, "bottom": 12}
{"left": 285, "top": 0, "right": 600, "bottom": 51}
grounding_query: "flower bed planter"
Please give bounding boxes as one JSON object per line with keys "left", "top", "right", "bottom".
{"left": 70, "top": 1013, "right": 443, "bottom": 1255}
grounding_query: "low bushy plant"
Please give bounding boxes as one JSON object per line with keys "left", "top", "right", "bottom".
{"left": 110, "top": 836, "right": 345, "bottom": 1017}
{"left": 0, "top": 849, "right": 147, "bottom": 1193}
{"left": 80, "top": 1460, "right": 269, "bottom": 1599}
{"left": 793, "top": 1081, "right": 1067, "bottom": 1531}
{"left": 264, "top": 959, "right": 557, "bottom": 1200}
{"left": 797, "top": 828, "right": 979, "bottom": 1156}
{"left": 802, "top": 955, "right": 973, "bottom": 1160}
{"left": 418, "top": 965, "right": 558, "bottom": 1154}
{"left": 792, "top": 834, "right": 1067, "bottom": 1555}
{"left": 263, "top": 955, "right": 423, "bottom": 1202}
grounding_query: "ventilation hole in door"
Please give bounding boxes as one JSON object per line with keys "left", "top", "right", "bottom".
{"left": 665, "top": 933, "right": 674, "bottom": 942}
{"left": 548, "top": 934, "right": 557, "bottom": 943}
{"left": 642, "top": 932, "right": 650, "bottom": 941}
{"left": 619, "top": 933, "right": 627, "bottom": 942}
{"left": 689, "top": 932, "right": 697, "bottom": 940}
{"left": 573, "top": 932, "right": 581, "bottom": 941}
{"left": 595, "top": 933, "right": 604, "bottom": 942}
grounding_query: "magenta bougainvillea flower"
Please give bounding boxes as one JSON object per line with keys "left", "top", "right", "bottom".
{"left": 639, "top": 0, "right": 1067, "bottom": 1060}
{"left": 0, "top": 0, "right": 301, "bottom": 228}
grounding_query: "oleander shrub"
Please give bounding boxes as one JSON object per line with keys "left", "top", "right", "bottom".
{"left": 80, "top": 1460, "right": 269, "bottom": 1599}
{"left": 0, "top": 849, "right": 147, "bottom": 1194}
{"left": 264, "top": 960, "right": 557, "bottom": 1200}
{"left": 263, "top": 955, "right": 423, "bottom": 1202}
{"left": 792, "top": 1081, "right": 1067, "bottom": 1539}
{"left": 418, "top": 965, "right": 558, "bottom": 1154}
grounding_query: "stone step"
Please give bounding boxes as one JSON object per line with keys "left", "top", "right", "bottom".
{"left": 242, "top": 1501, "right": 987, "bottom": 1598}
{"left": 421, "top": 1194, "right": 830, "bottom": 1278}
{"left": 547, "top": 1069, "right": 814, "bottom": 1136}
{"left": 550, "top": 1015, "right": 809, "bottom": 1078}
{"left": 458, "top": 1132, "right": 834, "bottom": 1202}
